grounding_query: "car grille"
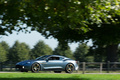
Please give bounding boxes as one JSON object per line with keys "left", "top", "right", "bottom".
{"left": 15, "top": 65, "right": 22, "bottom": 68}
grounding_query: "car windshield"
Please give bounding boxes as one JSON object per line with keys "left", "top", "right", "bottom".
{"left": 36, "top": 55, "right": 51, "bottom": 60}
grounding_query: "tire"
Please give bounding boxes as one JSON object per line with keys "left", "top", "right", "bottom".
{"left": 20, "top": 69, "right": 28, "bottom": 72}
{"left": 65, "top": 63, "right": 74, "bottom": 73}
{"left": 31, "top": 63, "right": 40, "bottom": 73}
{"left": 54, "top": 71, "right": 62, "bottom": 73}
{"left": 25, "top": 70, "right": 28, "bottom": 72}
{"left": 20, "top": 70, "right": 24, "bottom": 72}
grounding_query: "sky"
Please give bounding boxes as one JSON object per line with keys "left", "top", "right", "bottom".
{"left": 0, "top": 31, "right": 80, "bottom": 52}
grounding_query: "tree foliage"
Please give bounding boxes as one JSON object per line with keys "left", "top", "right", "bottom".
{"left": 89, "top": 46, "right": 106, "bottom": 62}
{"left": 1, "top": 0, "right": 120, "bottom": 48}
{"left": 1, "top": 0, "right": 120, "bottom": 62}
{"left": 0, "top": 41, "right": 9, "bottom": 60}
{"left": 117, "top": 46, "right": 120, "bottom": 61}
{"left": 0, "top": 44, "right": 7, "bottom": 62}
{"left": 0, "top": 0, "right": 120, "bottom": 40}
{"left": 0, "top": 0, "right": 90, "bottom": 35}
{"left": 30, "top": 40, "right": 53, "bottom": 59}
{"left": 53, "top": 44, "right": 74, "bottom": 59}
{"left": 9, "top": 41, "right": 30, "bottom": 62}
{"left": 0, "top": 41, "right": 9, "bottom": 51}
{"left": 74, "top": 43, "right": 90, "bottom": 62}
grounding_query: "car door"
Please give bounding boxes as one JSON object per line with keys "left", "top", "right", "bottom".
{"left": 42, "top": 56, "right": 64, "bottom": 70}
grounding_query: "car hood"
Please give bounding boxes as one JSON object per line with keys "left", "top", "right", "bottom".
{"left": 16, "top": 60, "right": 37, "bottom": 65}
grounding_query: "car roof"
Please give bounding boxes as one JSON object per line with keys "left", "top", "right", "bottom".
{"left": 48, "top": 55, "right": 69, "bottom": 59}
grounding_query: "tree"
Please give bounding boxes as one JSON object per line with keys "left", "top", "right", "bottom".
{"left": 81, "top": 0, "right": 120, "bottom": 62}
{"left": 0, "top": 41, "right": 10, "bottom": 61}
{"left": 0, "top": 41, "right": 9, "bottom": 51}
{"left": 74, "top": 43, "right": 90, "bottom": 62}
{"left": 53, "top": 44, "right": 74, "bottom": 59}
{"left": 30, "top": 40, "right": 52, "bottom": 59}
{"left": 0, "top": 0, "right": 91, "bottom": 35}
{"left": 9, "top": 41, "right": 30, "bottom": 62}
{"left": 0, "top": 44, "right": 7, "bottom": 62}
{"left": 89, "top": 46, "right": 106, "bottom": 62}
{"left": 0, "top": 0, "right": 120, "bottom": 38}
{"left": 1, "top": 0, "right": 120, "bottom": 62}
{"left": 117, "top": 46, "right": 120, "bottom": 61}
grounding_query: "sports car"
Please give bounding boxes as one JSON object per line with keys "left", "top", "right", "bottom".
{"left": 15, "top": 55, "right": 79, "bottom": 73}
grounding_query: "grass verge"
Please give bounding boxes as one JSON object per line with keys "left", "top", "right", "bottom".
{"left": 0, "top": 73, "right": 120, "bottom": 80}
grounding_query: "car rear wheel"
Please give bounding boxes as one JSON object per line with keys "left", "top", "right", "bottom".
{"left": 31, "top": 63, "right": 40, "bottom": 73}
{"left": 54, "top": 71, "right": 62, "bottom": 73}
{"left": 65, "top": 63, "right": 74, "bottom": 73}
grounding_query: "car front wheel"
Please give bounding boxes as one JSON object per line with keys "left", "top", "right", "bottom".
{"left": 31, "top": 63, "right": 40, "bottom": 73}
{"left": 65, "top": 63, "right": 74, "bottom": 73}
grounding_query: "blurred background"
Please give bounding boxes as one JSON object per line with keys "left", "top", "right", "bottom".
{"left": 1, "top": 0, "right": 120, "bottom": 73}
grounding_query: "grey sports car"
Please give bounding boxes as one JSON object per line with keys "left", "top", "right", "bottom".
{"left": 15, "top": 55, "right": 79, "bottom": 73}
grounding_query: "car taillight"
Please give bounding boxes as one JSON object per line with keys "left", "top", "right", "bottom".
{"left": 76, "top": 61, "right": 78, "bottom": 64}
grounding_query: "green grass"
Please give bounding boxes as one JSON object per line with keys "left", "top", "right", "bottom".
{"left": 0, "top": 73, "right": 120, "bottom": 80}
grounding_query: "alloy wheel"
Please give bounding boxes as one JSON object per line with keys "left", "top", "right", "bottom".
{"left": 31, "top": 63, "right": 40, "bottom": 73}
{"left": 65, "top": 63, "right": 74, "bottom": 73}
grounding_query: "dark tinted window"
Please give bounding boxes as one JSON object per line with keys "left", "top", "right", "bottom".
{"left": 48, "top": 57, "right": 60, "bottom": 60}
{"left": 36, "top": 55, "right": 51, "bottom": 60}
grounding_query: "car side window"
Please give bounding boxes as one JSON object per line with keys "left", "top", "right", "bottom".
{"left": 60, "top": 57, "right": 64, "bottom": 60}
{"left": 48, "top": 57, "right": 60, "bottom": 60}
